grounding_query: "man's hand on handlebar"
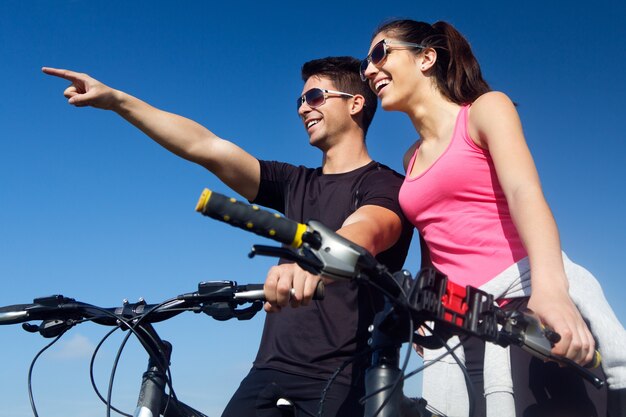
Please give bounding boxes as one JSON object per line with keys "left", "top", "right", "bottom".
{"left": 264, "top": 264, "right": 322, "bottom": 312}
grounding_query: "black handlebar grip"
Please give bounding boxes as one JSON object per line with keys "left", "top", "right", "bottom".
{"left": 242, "top": 280, "right": 325, "bottom": 301}
{"left": 195, "top": 189, "right": 307, "bottom": 248}
{"left": 0, "top": 304, "right": 32, "bottom": 324}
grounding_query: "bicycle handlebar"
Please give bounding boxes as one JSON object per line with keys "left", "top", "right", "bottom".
{"left": 0, "top": 280, "right": 326, "bottom": 332}
{"left": 0, "top": 303, "right": 35, "bottom": 324}
{"left": 0, "top": 296, "right": 91, "bottom": 325}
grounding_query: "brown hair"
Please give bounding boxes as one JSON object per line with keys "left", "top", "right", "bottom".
{"left": 373, "top": 20, "right": 491, "bottom": 105}
{"left": 302, "top": 56, "right": 377, "bottom": 135}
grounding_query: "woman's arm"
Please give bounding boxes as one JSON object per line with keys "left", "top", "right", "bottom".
{"left": 469, "top": 91, "right": 594, "bottom": 365}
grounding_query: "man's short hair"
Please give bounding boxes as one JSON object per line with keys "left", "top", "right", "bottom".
{"left": 301, "top": 57, "right": 377, "bottom": 135}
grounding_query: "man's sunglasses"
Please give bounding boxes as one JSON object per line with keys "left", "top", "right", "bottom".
{"left": 297, "top": 88, "right": 354, "bottom": 111}
{"left": 360, "top": 39, "right": 425, "bottom": 81}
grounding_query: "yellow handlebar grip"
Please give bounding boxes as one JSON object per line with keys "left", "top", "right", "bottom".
{"left": 291, "top": 223, "right": 308, "bottom": 249}
{"left": 195, "top": 188, "right": 212, "bottom": 212}
{"left": 587, "top": 350, "right": 602, "bottom": 369}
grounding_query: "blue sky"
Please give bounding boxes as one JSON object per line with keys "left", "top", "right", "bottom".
{"left": 1, "top": 1, "right": 624, "bottom": 416}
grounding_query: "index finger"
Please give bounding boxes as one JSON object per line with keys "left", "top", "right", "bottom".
{"left": 41, "top": 67, "right": 83, "bottom": 82}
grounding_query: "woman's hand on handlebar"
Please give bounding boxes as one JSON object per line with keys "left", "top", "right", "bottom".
{"left": 263, "top": 264, "right": 322, "bottom": 312}
{"left": 528, "top": 289, "right": 595, "bottom": 366}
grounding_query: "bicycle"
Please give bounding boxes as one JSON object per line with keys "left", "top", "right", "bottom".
{"left": 193, "top": 189, "right": 605, "bottom": 417}
{"left": 0, "top": 188, "right": 605, "bottom": 417}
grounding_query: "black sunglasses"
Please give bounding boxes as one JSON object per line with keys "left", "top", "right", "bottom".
{"left": 297, "top": 87, "right": 354, "bottom": 111}
{"left": 360, "top": 39, "right": 425, "bottom": 81}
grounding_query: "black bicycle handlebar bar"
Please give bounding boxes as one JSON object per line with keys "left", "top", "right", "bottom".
{"left": 0, "top": 280, "right": 326, "bottom": 330}
{"left": 0, "top": 303, "right": 35, "bottom": 324}
{"left": 0, "top": 296, "right": 192, "bottom": 327}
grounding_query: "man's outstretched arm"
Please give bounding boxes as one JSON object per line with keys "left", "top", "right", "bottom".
{"left": 42, "top": 67, "right": 260, "bottom": 201}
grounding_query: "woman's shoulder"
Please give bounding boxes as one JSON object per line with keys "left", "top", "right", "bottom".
{"left": 472, "top": 91, "right": 515, "bottom": 112}
{"left": 470, "top": 92, "right": 519, "bottom": 133}
{"left": 468, "top": 91, "right": 524, "bottom": 148}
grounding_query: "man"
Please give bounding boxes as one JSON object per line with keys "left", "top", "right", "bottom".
{"left": 43, "top": 57, "right": 413, "bottom": 417}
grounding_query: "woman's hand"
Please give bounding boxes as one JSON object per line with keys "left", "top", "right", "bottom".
{"left": 528, "top": 285, "right": 595, "bottom": 366}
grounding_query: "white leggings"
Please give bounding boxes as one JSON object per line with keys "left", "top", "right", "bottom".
{"left": 421, "top": 253, "right": 626, "bottom": 417}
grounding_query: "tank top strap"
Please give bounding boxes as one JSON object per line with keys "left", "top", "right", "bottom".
{"left": 456, "top": 104, "right": 483, "bottom": 151}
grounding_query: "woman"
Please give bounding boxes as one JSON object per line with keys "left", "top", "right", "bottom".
{"left": 361, "top": 19, "right": 625, "bottom": 417}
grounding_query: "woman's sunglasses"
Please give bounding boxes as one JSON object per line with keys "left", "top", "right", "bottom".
{"left": 297, "top": 88, "right": 354, "bottom": 111}
{"left": 360, "top": 39, "right": 425, "bottom": 81}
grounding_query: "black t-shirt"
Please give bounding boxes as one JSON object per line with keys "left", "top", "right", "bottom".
{"left": 251, "top": 160, "right": 413, "bottom": 386}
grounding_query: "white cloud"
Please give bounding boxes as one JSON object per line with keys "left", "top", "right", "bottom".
{"left": 50, "top": 333, "right": 96, "bottom": 359}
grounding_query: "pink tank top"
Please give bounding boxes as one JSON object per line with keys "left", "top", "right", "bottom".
{"left": 399, "top": 105, "right": 527, "bottom": 288}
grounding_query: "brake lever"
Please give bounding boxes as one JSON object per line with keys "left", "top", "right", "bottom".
{"left": 499, "top": 310, "right": 554, "bottom": 360}
{"left": 201, "top": 301, "right": 264, "bottom": 321}
{"left": 22, "top": 319, "right": 75, "bottom": 338}
{"left": 498, "top": 309, "right": 605, "bottom": 389}
{"left": 249, "top": 244, "right": 324, "bottom": 275}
